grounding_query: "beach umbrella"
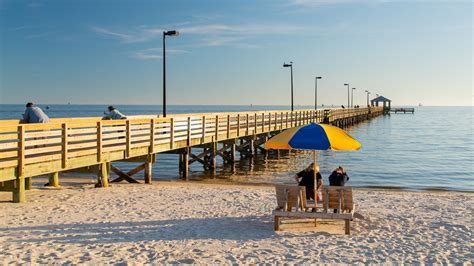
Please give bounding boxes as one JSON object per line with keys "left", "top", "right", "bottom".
{"left": 264, "top": 123, "right": 361, "bottom": 198}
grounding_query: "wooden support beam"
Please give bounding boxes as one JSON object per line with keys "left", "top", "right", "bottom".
{"left": 110, "top": 164, "right": 142, "bottom": 184}
{"left": 210, "top": 142, "right": 217, "bottom": 175}
{"left": 47, "top": 172, "right": 59, "bottom": 187}
{"left": 13, "top": 125, "right": 26, "bottom": 203}
{"left": 144, "top": 161, "right": 152, "bottom": 184}
{"left": 96, "top": 162, "right": 109, "bottom": 188}
{"left": 25, "top": 177, "right": 32, "bottom": 190}
{"left": 12, "top": 176, "right": 25, "bottom": 203}
{"left": 182, "top": 148, "right": 189, "bottom": 180}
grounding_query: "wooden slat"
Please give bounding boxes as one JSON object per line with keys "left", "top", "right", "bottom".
{"left": 0, "top": 150, "right": 18, "bottom": 159}
{"left": 130, "top": 124, "right": 151, "bottom": 130}
{"left": 0, "top": 133, "right": 18, "bottom": 141}
{"left": 68, "top": 134, "right": 97, "bottom": 142}
{"left": 0, "top": 159, "right": 18, "bottom": 168}
{"left": 23, "top": 123, "right": 62, "bottom": 131}
{"left": 131, "top": 135, "right": 151, "bottom": 142}
{"left": 130, "top": 142, "right": 149, "bottom": 149}
{"left": 68, "top": 141, "right": 97, "bottom": 150}
{"left": 24, "top": 145, "right": 62, "bottom": 156}
{"left": 102, "top": 145, "right": 126, "bottom": 153}
{"left": 67, "top": 148, "right": 97, "bottom": 158}
{"left": 25, "top": 154, "right": 61, "bottom": 164}
{"left": 0, "top": 142, "right": 18, "bottom": 150}
{"left": 68, "top": 127, "right": 98, "bottom": 135}
{"left": 101, "top": 126, "right": 126, "bottom": 132}
{"left": 24, "top": 137, "right": 62, "bottom": 147}
{"left": 102, "top": 138, "right": 126, "bottom": 146}
{"left": 24, "top": 130, "right": 62, "bottom": 138}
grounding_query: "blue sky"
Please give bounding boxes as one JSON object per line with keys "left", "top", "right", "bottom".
{"left": 0, "top": 0, "right": 472, "bottom": 106}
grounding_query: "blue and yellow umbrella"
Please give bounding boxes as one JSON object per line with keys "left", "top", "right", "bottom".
{"left": 264, "top": 123, "right": 361, "bottom": 195}
{"left": 264, "top": 123, "right": 361, "bottom": 151}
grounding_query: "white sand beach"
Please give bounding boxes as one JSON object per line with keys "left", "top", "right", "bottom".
{"left": 0, "top": 180, "right": 472, "bottom": 264}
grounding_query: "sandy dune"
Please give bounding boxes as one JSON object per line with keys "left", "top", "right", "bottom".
{"left": 0, "top": 181, "right": 472, "bottom": 264}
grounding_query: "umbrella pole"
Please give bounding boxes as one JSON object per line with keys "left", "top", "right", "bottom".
{"left": 313, "top": 150, "right": 317, "bottom": 203}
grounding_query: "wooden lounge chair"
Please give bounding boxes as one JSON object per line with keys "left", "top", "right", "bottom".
{"left": 272, "top": 185, "right": 356, "bottom": 235}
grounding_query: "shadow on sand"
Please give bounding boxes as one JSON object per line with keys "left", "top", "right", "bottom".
{"left": 2, "top": 215, "right": 324, "bottom": 245}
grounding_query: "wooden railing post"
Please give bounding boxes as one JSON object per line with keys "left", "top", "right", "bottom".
{"left": 201, "top": 116, "right": 206, "bottom": 143}
{"left": 261, "top": 113, "right": 265, "bottom": 132}
{"left": 246, "top": 114, "right": 249, "bottom": 135}
{"left": 227, "top": 114, "right": 230, "bottom": 139}
{"left": 96, "top": 121, "right": 102, "bottom": 162}
{"left": 126, "top": 120, "right": 131, "bottom": 158}
{"left": 13, "top": 125, "right": 25, "bottom": 203}
{"left": 254, "top": 113, "right": 257, "bottom": 134}
{"left": 280, "top": 112, "right": 284, "bottom": 130}
{"left": 62, "top": 123, "right": 68, "bottom": 169}
{"left": 237, "top": 114, "right": 241, "bottom": 137}
{"left": 150, "top": 119, "right": 155, "bottom": 153}
{"left": 187, "top": 116, "right": 191, "bottom": 145}
{"left": 215, "top": 115, "right": 219, "bottom": 141}
{"left": 170, "top": 118, "right": 174, "bottom": 149}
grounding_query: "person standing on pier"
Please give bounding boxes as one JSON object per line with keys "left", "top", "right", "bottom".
{"left": 21, "top": 102, "right": 50, "bottom": 123}
{"left": 103, "top": 106, "right": 127, "bottom": 120}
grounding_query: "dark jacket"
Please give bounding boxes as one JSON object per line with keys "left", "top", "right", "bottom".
{"left": 329, "top": 171, "right": 349, "bottom": 186}
{"left": 297, "top": 169, "right": 322, "bottom": 199}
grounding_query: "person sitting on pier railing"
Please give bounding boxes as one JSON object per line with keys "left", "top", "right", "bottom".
{"left": 294, "top": 163, "right": 323, "bottom": 201}
{"left": 103, "top": 106, "right": 127, "bottom": 120}
{"left": 21, "top": 102, "right": 50, "bottom": 123}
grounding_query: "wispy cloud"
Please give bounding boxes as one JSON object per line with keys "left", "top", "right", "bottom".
{"left": 93, "top": 23, "right": 307, "bottom": 48}
{"left": 133, "top": 48, "right": 188, "bottom": 61}
{"left": 92, "top": 26, "right": 159, "bottom": 43}
{"left": 286, "top": 0, "right": 429, "bottom": 8}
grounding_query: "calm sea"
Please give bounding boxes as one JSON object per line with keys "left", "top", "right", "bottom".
{"left": 1, "top": 104, "right": 472, "bottom": 192}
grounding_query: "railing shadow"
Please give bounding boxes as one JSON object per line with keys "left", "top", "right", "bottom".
{"left": 1, "top": 215, "right": 315, "bottom": 244}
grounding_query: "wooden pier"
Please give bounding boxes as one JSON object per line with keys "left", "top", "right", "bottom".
{"left": 390, "top": 108, "right": 415, "bottom": 114}
{"left": 0, "top": 107, "right": 383, "bottom": 202}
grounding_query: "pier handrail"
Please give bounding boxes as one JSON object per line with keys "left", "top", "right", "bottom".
{"left": 0, "top": 107, "right": 381, "bottom": 183}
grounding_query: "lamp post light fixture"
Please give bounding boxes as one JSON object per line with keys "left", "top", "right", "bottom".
{"left": 283, "top": 62, "right": 294, "bottom": 111}
{"left": 162, "top": 30, "right": 179, "bottom": 117}
{"left": 351, "top": 87, "right": 356, "bottom": 108}
{"left": 344, "top": 83, "right": 350, "bottom": 108}
{"left": 315, "top": 76, "right": 322, "bottom": 111}
{"left": 365, "top": 90, "right": 371, "bottom": 107}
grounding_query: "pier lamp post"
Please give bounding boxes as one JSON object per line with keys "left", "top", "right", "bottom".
{"left": 344, "top": 83, "right": 350, "bottom": 108}
{"left": 365, "top": 90, "right": 370, "bottom": 107}
{"left": 315, "top": 76, "right": 322, "bottom": 111}
{"left": 283, "top": 62, "right": 294, "bottom": 111}
{"left": 351, "top": 87, "right": 356, "bottom": 108}
{"left": 162, "top": 30, "right": 179, "bottom": 117}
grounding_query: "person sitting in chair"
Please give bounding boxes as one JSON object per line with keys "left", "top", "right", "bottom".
{"left": 294, "top": 163, "right": 323, "bottom": 200}
{"left": 329, "top": 166, "right": 350, "bottom": 213}
{"left": 329, "top": 166, "right": 349, "bottom": 186}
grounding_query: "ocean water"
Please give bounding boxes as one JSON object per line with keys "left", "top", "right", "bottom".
{"left": 0, "top": 104, "right": 472, "bottom": 192}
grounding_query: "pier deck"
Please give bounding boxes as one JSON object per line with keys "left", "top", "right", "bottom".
{"left": 0, "top": 107, "right": 383, "bottom": 202}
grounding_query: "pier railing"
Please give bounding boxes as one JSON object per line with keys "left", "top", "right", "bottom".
{"left": 0, "top": 107, "right": 380, "bottom": 183}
